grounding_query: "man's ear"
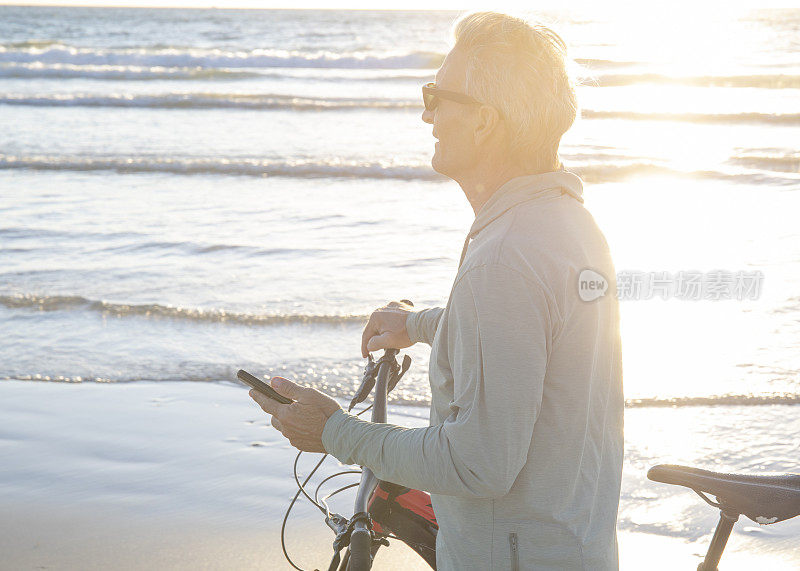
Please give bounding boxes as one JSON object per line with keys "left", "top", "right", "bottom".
{"left": 473, "top": 104, "right": 502, "bottom": 147}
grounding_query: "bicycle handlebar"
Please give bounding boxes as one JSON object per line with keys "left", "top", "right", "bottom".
{"left": 348, "top": 527, "right": 372, "bottom": 571}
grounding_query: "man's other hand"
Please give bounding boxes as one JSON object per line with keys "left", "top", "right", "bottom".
{"left": 361, "top": 300, "right": 414, "bottom": 358}
{"left": 249, "top": 377, "right": 341, "bottom": 453}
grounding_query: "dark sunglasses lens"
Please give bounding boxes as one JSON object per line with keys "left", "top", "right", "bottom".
{"left": 423, "top": 92, "right": 437, "bottom": 112}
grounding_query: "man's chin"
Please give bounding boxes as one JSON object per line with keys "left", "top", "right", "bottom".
{"left": 431, "top": 153, "right": 449, "bottom": 178}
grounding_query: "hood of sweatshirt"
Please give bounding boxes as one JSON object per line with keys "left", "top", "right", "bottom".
{"left": 458, "top": 169, "right": 584, "bottom": 267}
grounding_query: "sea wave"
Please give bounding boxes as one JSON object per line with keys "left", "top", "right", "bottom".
{"left": 0, "top": 92, "right": 419, "bottom": 110}
{"left": 0, "top": 154, "right": 443, "bottom": 180}
{"left": 5, "top": 67, "right": 798, "bottom": 94}
{"left": 4, "top": 61, "right": 796, "bottom": 91}
{"left": 588, "top": 73, "right": 800, "bottom": 89}
{"left": 2, "top": 373, "right": 225, "bottom": 384}
{"left": 384, "top": 392, "right": 800, "bottom": 409}
{"left": 105, "top": 240, "right": 326, "bottom": 258}
{"left": 0, "top": 61, "right": 433, "bottom": 82}
{"left": 0, "top": 43, "right": 443, "bottom": 69}
{"left": 4, "top": 92, "right": 795, "bottom": 127}
{"left": 4, "top": 92, "right": 798, "bottom": 129}
{"left": 4, "top": 368, "right": 799, "bottom": 410}
{"left": 575, "top": 58, "right": 639, "bottom": 70}
{"left": 581, "top": 109, "right": 800, "bottom": 125}
{"left": 3, "top": 43, "right": 796, "bottom": 89}
{"left": 0, "top": 293, "right": 369, "bottom": 326}
{"left": 573, "top": 162, "right": 799, "bottom": 186}
{"left": 729, "top": 152, "right": 800, "bottom": 173}
{"left": 1, "top": 153, "right": 796, "bottom": 186}
{"left": 0, "top": 62, "right": 259, "bottom": 80}
{"left": 626, "top": 394, "right": 800, "bottom": 407}
{"left": 1, "top": 40, "right": 62, "bottom": 49}
{"left": 0, "top": 47, "right": 634, "bottom": 72}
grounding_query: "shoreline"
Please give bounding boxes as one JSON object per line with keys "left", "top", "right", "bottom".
{"left": 1, "top": 380, "right": 798, "bottom": 570}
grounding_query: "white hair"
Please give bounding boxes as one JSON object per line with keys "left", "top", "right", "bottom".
{"left": 452, "top": 12, "right": 578, "bottom": 173}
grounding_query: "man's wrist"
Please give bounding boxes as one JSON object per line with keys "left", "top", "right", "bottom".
{"left": 321, "top": 408, "right": 350, "bottom": 455}
{"left": 405, "top": 311, "right": 421, "bottom": 344}
{"left": 323, "top": 402, "right": 342, "bottom": 421}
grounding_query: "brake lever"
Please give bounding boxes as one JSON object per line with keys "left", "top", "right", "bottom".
{"left": 387, "top": 354, "right": 412, "bottom": 394}
{"left": 348, "top": 355, "right": 378, "bottom": 411}
{"left": 325, "top": 512, "right": 348, "bottom": 534}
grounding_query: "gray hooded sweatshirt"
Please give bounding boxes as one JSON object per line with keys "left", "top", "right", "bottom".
{"left": 322, "top": 170, "right": 624, "bottom": 570}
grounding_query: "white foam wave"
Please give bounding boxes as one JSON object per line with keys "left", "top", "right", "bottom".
{"left": 581, "top": 109, "right": 800, "bottom": 125}
{"left": 0, "top": 154, "right": 442, "bottom": 181}
{"left": 0, "top": 43, "right": 443, "bottom": 70}
{"left": 575, "top": 58, "right": 640, "bottom": 69}
{"left": 0, "top": 293, "right": 369, "bottom": 326}
{"left": 4, "top": 366, "right": 799, "bottom": 410}
{"left": 0, "top": 62, "right": 256, "bottom": 80}
{"left": 0, "top": 92, "right": 418, "bottom": 110}
{"left": 7, "top": 93, "right": 797, "bottom": 125}
{"left": 0, "top": 62, "right": 433, "bottom": 82}
{"left": 729, "top": 152, "right": 800, "bottom": 174}
{"left": 626, "top": 394, "right": 800, "bottom": 407}
{"left": 1, "top": 153, "right": 796, "bottom": 186}
{"left": 591, "top": 72, "right": 800, "bottom": 89}
{"left": 573, "top": 162, "right": 799, "bottom": 186}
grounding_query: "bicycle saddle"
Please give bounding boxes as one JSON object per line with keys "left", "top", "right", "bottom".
{"left": 648, "top": 464, "right": 800, "bottom": 524}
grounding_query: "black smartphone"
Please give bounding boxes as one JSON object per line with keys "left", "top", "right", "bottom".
{"left": 237, "top": 369, "right": 294, "bottom": 404}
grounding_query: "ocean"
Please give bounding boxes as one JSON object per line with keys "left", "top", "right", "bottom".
{"left": 1, "top": 6, "right": 799, "bottom": 563}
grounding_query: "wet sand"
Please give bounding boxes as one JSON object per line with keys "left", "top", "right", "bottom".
{"left": 1, "top": 380, "right": 797, "bottom": 570}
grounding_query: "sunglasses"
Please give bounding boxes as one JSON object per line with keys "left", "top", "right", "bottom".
{"left": 422, "top": 82, "right": 482, "bottom": 112}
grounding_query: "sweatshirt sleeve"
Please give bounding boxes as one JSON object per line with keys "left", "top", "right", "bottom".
{"left": 405, "top": 306, "right": 445, "bottom": 345}
{"left": 322, "top": 264, "right": 552, "bottom": 498}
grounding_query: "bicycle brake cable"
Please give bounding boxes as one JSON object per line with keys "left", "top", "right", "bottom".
{"left": 315, "top": 470, "right": 362, "bottom": 507}
{"left": 279, "top": 402, "right": 375, "bottom": 571}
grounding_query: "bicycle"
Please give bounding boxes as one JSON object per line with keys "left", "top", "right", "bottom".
{"left": 276, "top": 339, "right": 436, "bottom": 571}
{"left": 274, "top": 349, "right": 800, "bottom": 570}
{"left": 647, "top": 464, "right": 800, "bottom": 570}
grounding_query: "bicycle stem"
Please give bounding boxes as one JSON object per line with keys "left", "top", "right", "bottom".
{"left": 352, "top": 348, "right": 398, "bottom": 525}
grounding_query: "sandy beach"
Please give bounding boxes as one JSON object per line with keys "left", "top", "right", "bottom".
{"left": 0, "top": 380, "right": 433, "bottom": 570}
{"left": 2, "top": 380, "right": 798, "bottom": 570}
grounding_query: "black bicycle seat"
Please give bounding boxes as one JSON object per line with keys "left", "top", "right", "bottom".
{"left": 648, "top": 464, "right": 800, "bottom": 524}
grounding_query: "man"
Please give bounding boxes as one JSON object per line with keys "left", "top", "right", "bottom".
{"left": 252, "top": 12, "right": 623, "bottom": 570}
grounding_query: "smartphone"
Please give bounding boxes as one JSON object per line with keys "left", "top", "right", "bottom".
{"left": 237, "top": 369, "right": 294, "bottom": 404}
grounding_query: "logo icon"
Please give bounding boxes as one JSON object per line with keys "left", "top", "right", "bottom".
{"left": 578, "top": 269, "right": 608, "bottom": 302}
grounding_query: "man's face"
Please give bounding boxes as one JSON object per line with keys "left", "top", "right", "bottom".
{"left": 422, "top": 48, "right": 478, "bottom": 180}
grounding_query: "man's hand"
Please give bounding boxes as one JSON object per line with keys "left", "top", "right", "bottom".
{"left": 249, "top": 377, "right": 341, "bottom": 453}
{"left": 361, "top": 300, "right": 414, "bottom": 358}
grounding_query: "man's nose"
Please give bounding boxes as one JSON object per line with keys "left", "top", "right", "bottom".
{"left": 421, "top": 108, "right": 434, "bottom": 125}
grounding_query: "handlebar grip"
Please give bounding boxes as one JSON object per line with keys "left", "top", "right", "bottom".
{"left": 347, "top": 529, "right": 372, "bottom": 571}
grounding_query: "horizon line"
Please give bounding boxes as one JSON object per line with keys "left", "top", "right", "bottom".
{"left": 0, "top": 3, "right": 464, "bottom": 9}
{"left": 3, "top": 1, "right": 798, "bottom": 10}
{"left": 2, "top": 1, "right": 799, "bottom": 12}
